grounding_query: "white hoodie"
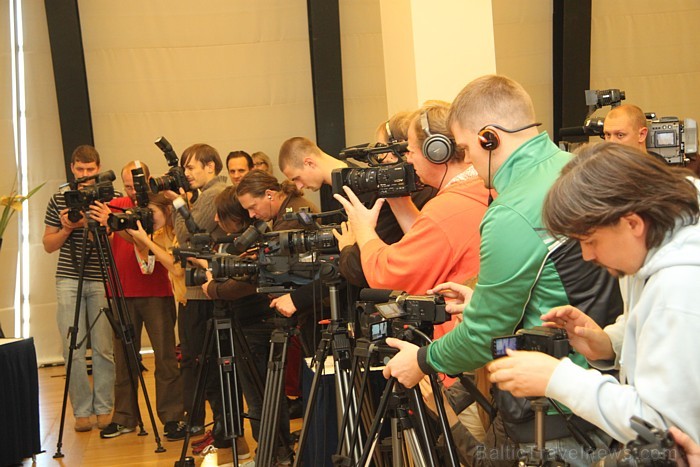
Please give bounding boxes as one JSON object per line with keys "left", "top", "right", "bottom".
{"left": 545, "top": 186, "right": 700, "bottom": 444}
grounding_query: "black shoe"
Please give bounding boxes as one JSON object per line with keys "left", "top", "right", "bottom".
{"left": 165, "top": 421, "right": 187, "bottom": 441}
{"left": 100, "top": 423, "right": 135, "bottom": 439}
{"left": 288, "top": 397, "right": 303, "bottom": 420}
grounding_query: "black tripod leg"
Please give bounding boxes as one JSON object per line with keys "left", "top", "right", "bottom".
{"left": 426, "top": 375, "right": 459, "bottom": 467}
{"left": 213, "top": 318, "right": 240, "bottom": 462}
{"left": 357, "top": 376, "right": 397, "bottom": 466}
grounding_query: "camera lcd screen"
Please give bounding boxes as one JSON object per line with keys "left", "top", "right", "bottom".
{"left": 370, "top": 320, "right": 389, "bottom": 341}
{"left": 655, "top": 131, "right": 677, "bottom": 147}
{"left": 492, "top": 336, "right": 518, "bottom": 358}
{"left": 375, "top": 302, "right": 406, "bottom": 319}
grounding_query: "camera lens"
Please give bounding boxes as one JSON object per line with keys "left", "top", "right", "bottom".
{"left": 149, "top": 174, "right": 175, "bottom": 194}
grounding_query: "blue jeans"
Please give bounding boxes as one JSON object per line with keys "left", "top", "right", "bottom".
{"left": 56, "top": 277, "right": 115, "bottom": 418}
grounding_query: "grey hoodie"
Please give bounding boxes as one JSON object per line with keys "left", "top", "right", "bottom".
{"left": 545, "top": 181, "right": 700, "bottom": 444}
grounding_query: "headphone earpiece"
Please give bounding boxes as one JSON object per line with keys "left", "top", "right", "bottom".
{"left": 420, "top": 111, "right": 454, "bottom": 164}
{"left": 478, "top": 127, "right": 500, "bottom": 151}
{"left": 385, "top": 120, "right": 396, "bottom": 144}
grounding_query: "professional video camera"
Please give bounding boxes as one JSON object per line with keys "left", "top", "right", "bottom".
{"left": 107, "top": 166, "right": 155, "bottom": 234}
{"left": 596, "top": 416, "right": 688, "bottom": 467}
{"left": 491, "top": 326, "right": 571, "bottom": 359}
{"left": 62, "top": 170, "right": 117, "bottom": 223}
{"left": 356, "top": 289, "right": 448, "bottom": 342}
{"left": 332, "top": 141, "right": 421, "bottom": 198}
{"left": 149, "top": 136, "right": 191, "bottom": 194}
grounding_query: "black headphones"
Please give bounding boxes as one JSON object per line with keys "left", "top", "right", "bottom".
{"left": 420, "top": 111, "right": 454, "bottom": 164}
{"left": 478, "top": 122, "right": 542, "bottom": 151}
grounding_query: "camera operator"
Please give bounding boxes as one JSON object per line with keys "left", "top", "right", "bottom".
{"left": 487, "top": 142, "right": 700, "bottom": 447}
{"left": 198, "top": 186, "right": 293, "bottom": 464}
{"left": 603, "top": 104, "right": 649, "bottom": 154}
{"left": 235, "top": 171, "right": 320, "bottom": 337}
{"left": 382, "top": 75, "right": 623, "bottom": 466}
{"left": 226, "top": 150, "right": 253, "bottom": 186}
{"left": 161, "top": 143, "right": 228, "bottom": 440}
{"left": 88, "top": 161, "right": 184, "bottom": 440}
{"left": 42, "top": 145, "right": 115, "bottom": 432}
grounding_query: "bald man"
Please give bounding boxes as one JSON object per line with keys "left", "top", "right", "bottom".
{"left": 603, "top": 104, "right": 648, "bottom": 152}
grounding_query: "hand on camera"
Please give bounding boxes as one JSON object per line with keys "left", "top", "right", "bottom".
{"left": 201, "top": 271, "right": 214, "bottom": 298}
{"left": 332, "top": 186, "right": 384, "bottom": 248}
{"left": 270, "top": 293, "right": 297, "bottom": 317}
{"left": 382, "top": 338, "right": 424, "bottom": 388}
{"left": 332, "top": 221, "right": 356, "bottom": 250}
{"left": 427, "top": 281, "right": 473, "bottom": 314}
{"left": 541, "top": 305, "right": 615, "bottom": 362}
{"left": 669, "top": 427, "right": 700, "bottom": 467}
{"left": 486, "top": 349, "right": 559, "bottom": 398}
{"left": 59, "top": 208, "right": 84, "bottom": 231}
{"left": 162, "top": 187, "right": 187, "bottom": 202}
{"left": 126, "top": 220, "right": 148, "bottom": 242}
{"left": 88, "top": 200, "right": 111, "bottom": 227}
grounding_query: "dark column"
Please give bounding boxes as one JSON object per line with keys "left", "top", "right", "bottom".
{"left": 306, "top": 0, "right": 346, "bottom": 212}
{"left": 553, "top": 0, "right": 592, "bottom": 144}
{"left": 44, "top": 0, "right": 94, "bottom": 181}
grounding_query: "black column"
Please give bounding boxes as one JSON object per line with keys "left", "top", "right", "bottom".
{"left": 306, "top": 0, "right": 346, "bottom": 211}
{"left": 553, "top": 0, "right": 592, "bottom": 144}
{"left": 44, "top": 0, "right": 94, "bottom": 181}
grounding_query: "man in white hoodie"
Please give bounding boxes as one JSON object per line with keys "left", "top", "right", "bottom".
{"left": 487, "top": 141, "right": 700, "bottom": 447}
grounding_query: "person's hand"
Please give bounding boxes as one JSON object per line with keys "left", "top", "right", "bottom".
{"left": 541, "top": 305, "right": 614, "bottom": 361}
{"left": 162, "top": 187, "right": 188, "bottom": 202}
{"left": 487, "top": 349, "right": 560, "bottom": 398}
{"left": 187, "top": 257, "right": 209, "bottom": 270}
{"left": 126, "top": 220, "right": 148, "bottom": 243}
{"left": 271, "top": 293, "right": 297, "bottom": 317}
{"left": 59, "top": 208, "right": 84, "bottom": 231}
{"left": 427, "top": 282, "right": 474, "bottom": 314}
{"left": 418, "top": 376, "right": 438, "bottom": 415}
{"left": 382, "top": 337, "right": 424, "bottom": 388}
{"left": 669, "top": 426, "right": 698, "bottom": 467}
{"left": 332, "top": 186, "right": 384, "bottom": 247}
{"left": 332, "top": 221, "right": 356, "bottom": 250}
{"left": 201, "top": 271, "right": 214, "bottom": 298}
{"left": 88, "top": 200, "right": 112, "bottom": 227}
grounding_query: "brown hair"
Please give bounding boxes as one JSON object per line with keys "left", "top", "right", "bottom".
{"left": 121, "top": 161, "right": 151, "bottom": 179}
{"left": 215, "top": 186, "right": 252, "bottom": 227}
{"left": 448, "top": 75, "right": 536, "bottom": 133}
{"left": 375, "top": 111, "right": 413, "bottom": 143}
{"left": 278, "top": 137, "right": 322, "bottom": 171}
{"left": 411, "top": 100, "right": 465, "bottom": 163}
{"left": 226, "top": 150, "right": 254, "bottom": 170}
{"left": 71, "top": 145, "right": 100, "bottom": 165}
{"left": 251, "top": 151, "right": 274, "bottom": 174}
{"left": 181, "top": 144, "right": 223, "bottom": 175}
{"left": 543, "top": 142, "right": 699, "bottom": 249}
{"left": 236, "top": 170, "right": 301, "bottom": 199}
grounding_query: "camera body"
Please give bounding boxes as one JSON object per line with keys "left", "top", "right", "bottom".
{"left": 646, "top": 116, "right": 698, "bottom": 165}
{"left": 107, "top": 206, "right": 155, "bottom": 234}
{"left": 331, "top": 163, "right": 420, "bottom": 199}
{"left": 63, "top": 171, "right": 117, "bottom": 223}
{"left": 602, "top": 416, "right": 688, "bottom": 467}
{"left": 491, "top": 326, "right": 571, "bottom": 359}
{"left": 150, "top": 136, "right": 191, "bottom": 194}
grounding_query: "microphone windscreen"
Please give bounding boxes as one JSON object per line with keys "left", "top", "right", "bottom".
{"left": 359, "top": 288, "right": 397, "bottom": 303}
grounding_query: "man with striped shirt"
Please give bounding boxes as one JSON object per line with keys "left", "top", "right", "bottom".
{"left": 43, "top": 145, "right": 115, "bottom": 433}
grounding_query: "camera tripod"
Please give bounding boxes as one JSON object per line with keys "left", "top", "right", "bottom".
{"left": 339, "top": 335, "right": 459, "bottom": 467}
{"left": 54, "top": 218, "right": 164, "bottom": 458}
{"left": 517, "top": 398, "right": 568, "bottom": 467}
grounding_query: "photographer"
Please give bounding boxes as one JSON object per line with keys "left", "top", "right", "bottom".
{"left": 382, "top": 76, "right": 623, "bottom": 466}
{"left": 89, "top": 161, "right": 184, "bottom": 440}
{"left": 603, "top": 104, "right": 649, "bottom": 153}
{"left": 487, "top": 142, "right": 700, "bottom": 446}
{"left": 42, "top": 145, "right": 115, "bottom": 432}
{"left": 198, "top": 186, "right": 293, "bottom": 464}
{"left": 162, "top": 143, "right": 228, "bottom": 440}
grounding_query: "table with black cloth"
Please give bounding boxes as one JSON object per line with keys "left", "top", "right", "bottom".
{"left": 0, "top": 338, "right": 41, "bottom": 466}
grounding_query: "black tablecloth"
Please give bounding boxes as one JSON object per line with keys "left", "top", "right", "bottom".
{"left": 0, "top": 338, "right": 41, "bottom": 466}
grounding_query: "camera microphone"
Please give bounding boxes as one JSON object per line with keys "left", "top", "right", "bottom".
{"left": 338, "top": 143, "right": 371, "bottom": 160}
{"left": 359, "top": 288, "right": 403, "bottom": 303}
{"left": 172, "top": 197, "right": 202, "bottom": 234}
{"left": 233, "top": 220, "right": 269, "bottom": 253}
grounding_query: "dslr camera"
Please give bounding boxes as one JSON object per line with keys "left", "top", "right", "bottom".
{"left": 62, "top": 170, "right": 117, "bottom": 223}
{"left": 332, "top": 141, "right": 421, "bottom": 198}
{"left": 491, "top": 326, "right": 571, "bottom": 359}
{"left": 149, "top": 136, "right": 191, "bottom": 194}
{"left": 107, "top": 166, "right": 155, "bottom": 234}
{"left": 357, "top": 289, "right": 447, "bottom": 342}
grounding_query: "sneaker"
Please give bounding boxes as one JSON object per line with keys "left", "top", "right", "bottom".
{"left": 96, "top": 414, "right": 112, "bottom": 430}
{"left": 74, "top": 416, "right": 92, "bottom": 432}
{"left": 193, "top": 431, "right": 216, "bottom": 456}
{"left": 165, "top": 421, "right": 189, "bottom": 441}
{"left": 100, "top": 422, "right": 135, "bottom": 439}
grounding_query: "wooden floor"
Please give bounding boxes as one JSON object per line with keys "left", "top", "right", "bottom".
{"left": 24, "top": 353, "right": 302, "bottom": 467}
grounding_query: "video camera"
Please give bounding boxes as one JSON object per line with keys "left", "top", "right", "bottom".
{"left": 597, "top": 416, "right": 688, "bottom": 467}
{"left": 62, "top": 170, "right": 117, "bottom": 223}
{"left": 332, "top": 141, "right": 421, "bottom": 198}
{"left": 356, "top": 289, "right": 448, "bottom": 342}
{"left": 107, "top": 166, "right": 155, "bottom": 234}
{"left": 149, "top": 136, "right": 191, "bottom": 194}
{"left": 491, "top": 326, "right": 571, "bottom": 359}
